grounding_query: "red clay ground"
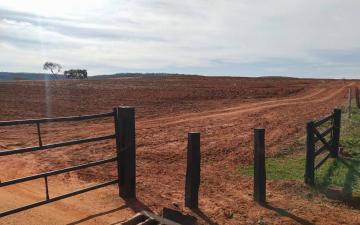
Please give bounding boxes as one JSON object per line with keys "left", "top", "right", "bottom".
{"left": 0, "top": 76, "right": 359, "bottom": 224}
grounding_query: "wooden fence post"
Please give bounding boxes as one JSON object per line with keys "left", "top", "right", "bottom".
{"left": 253, "top": 128, "right": 266, "bottom": 204}
{"left": 305, "top": 121, "right": 315, "bottom": 185}
{"left": 114, "top": 106, "right": 136, "bottom": 198}
{"left": 356, "top": 87, "right": 360, "bottom": 108}
{"left": 331, "top": 108, "right": 341, "bottom": 158}
{"left": 348, "top": 88, "right": 352, "bottom": 119}
{"left": 185, "top": 132, "right": 201, "bottom": 208}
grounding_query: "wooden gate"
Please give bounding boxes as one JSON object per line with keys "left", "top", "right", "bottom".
{"left": 304, "top": 108, "right": 341, "bottom": 185}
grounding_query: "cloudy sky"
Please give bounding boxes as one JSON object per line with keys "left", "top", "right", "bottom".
{"left": 0, "top": 0, "right": 359, "bottom": 77}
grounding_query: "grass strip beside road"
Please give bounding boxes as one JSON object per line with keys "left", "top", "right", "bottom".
{"left": 238, "top": 106, "right": 360, "bottom": 198}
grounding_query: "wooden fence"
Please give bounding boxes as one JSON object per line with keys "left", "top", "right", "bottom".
{"left": 0, "top": 107, "right": 136, "bottom": 217}
{"left": 304, "top": 108, "right": 341, "bottom": 185}
{"left": 356, "top": 87, "right": 360, "bottom": 108}
{"left": 347, "top": 87, "right": 360, "bottom": 118}
{"left": 165, "top": 89, "right": 354, "bottom": 206}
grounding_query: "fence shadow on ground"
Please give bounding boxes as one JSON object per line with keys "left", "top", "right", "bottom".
{"left": 124, "top": 198, "right": 154, "bottom": 213}
{"left": 316, "top": 159, "right": 339, "bottom": 189}
{"left": 263, "top": 204, "right": 314, "bottom": 225}
{"left": 191, "top": 208, "right": 219, "bottom": 225}
{"left": 316, "top": 157, "right": 360, "bottom": 209}
{"left": 67, "top": 205, "right": 127, "bottom": 225}
{"left": 67, "top": 198, "right": 153, "bottom": 225}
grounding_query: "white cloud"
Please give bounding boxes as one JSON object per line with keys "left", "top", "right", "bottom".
{"left": 0, "top": 0, "right": 359, "bottom": 77}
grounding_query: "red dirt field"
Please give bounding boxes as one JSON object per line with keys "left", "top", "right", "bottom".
{"left": 0, "top": 76, "right": 359, "bottom": 224}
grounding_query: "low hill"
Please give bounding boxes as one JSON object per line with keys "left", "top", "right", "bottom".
{"left": 90, "top": 73, "right": 200, "bottom": 79}
{"left": 0, "top": 72, "right": 199, "bottom": 81}
{"left": 0, "top": 72, "right": 56, "bottom": 81}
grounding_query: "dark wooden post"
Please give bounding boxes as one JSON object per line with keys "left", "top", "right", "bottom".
{"left": 305, "top": 121, "right": 315, "bottom": 185}
{"left": 348, "top": 88, "right": 352, "bottom": 119}
{"left": 253, "top": 128, "right": 266, "bottom": 204}
{"left": 114, "top": 106, "right": 136, "bottom": 198}
{"left": 185, "top": 132, "right": 200, "bottom": 208}
{"left": 331, "top": 108, "right": 341, "bottom": 158}
{"left": 356, "top": 87, "right": 360, "bottom": 108}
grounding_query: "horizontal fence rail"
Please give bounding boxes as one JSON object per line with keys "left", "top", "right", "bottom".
{"left": 0, "top": 112, "right": 114, "bottom": 127}
{"left": 313, "top": 113, "right": 333, "bottom": 127}
{"left": 0, "top": 157, "right": 117, "bottom": 187}
{"left": 0, "top": 134, "right": 115, "bottom": 156}
{"left": 0, "top": 179, "right": 118, "bottom": 217}
{"left": 0, "top": 107, "right": 136, "bottom": 218}
{"left": 305, "top": 108, "right": 341, "bottom": 185}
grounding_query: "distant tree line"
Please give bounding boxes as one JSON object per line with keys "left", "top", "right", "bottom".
{"left": 43, "top": 61, "right": 87, "bottom": 80}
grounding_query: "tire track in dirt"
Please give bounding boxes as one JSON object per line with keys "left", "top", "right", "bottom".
{"left": 139, "top": 83, "right": 351, "bottom": 129}
{"left": 135, "top": 83, "right": 349, "bottom": 151}
{"left": 139, "top": 88, "right": 325, "bottom": 127}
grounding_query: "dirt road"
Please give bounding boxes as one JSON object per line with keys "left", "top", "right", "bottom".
{"left": 0, "top": 77, "right": 359, "bottom": 224}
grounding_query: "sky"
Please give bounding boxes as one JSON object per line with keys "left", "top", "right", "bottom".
{"left": 0, "top": 0, "right": 359, "bottom": 78}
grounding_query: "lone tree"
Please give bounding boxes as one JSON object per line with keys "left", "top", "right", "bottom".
{"left": 43, "top": 62, "right": 62, "bottom": 79}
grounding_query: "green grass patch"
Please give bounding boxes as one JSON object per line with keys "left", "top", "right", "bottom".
{"left": 238, "top": 105, "right": 360, "bottom": 198}
{"left": 238, "top": 156, "right": 305, "bottom": 181}
{"left": 316, "top": 158, "right": 360, "bottom": 196}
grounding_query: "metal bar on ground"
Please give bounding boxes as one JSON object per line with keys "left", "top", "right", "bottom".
{"left": 0, "top": 179, "right": 118, "bottom": 218}
{"left": 0, "top": 134, "right": 115, "bottom": 156}
{"left": 0, "top": 112, "right": 114, "bottom": 127}
{"left": 0, "top": 157, "right": 117, "bottom": 187}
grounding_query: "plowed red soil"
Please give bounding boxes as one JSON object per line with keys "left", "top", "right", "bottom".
{"left": 0, "top": 76, "right": 359, "bottom": 224}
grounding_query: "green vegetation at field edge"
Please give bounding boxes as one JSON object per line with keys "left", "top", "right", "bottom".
{"left": 238, "top": 106, "right": 360, "bottom": 199}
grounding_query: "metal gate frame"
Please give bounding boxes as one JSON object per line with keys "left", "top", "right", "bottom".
{"left": 0, "top": 106, "right": 136, "bottom": 217}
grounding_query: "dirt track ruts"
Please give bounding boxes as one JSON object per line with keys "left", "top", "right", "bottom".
{"left": 139, "top": 85, "right": 349, "bottom": 128}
